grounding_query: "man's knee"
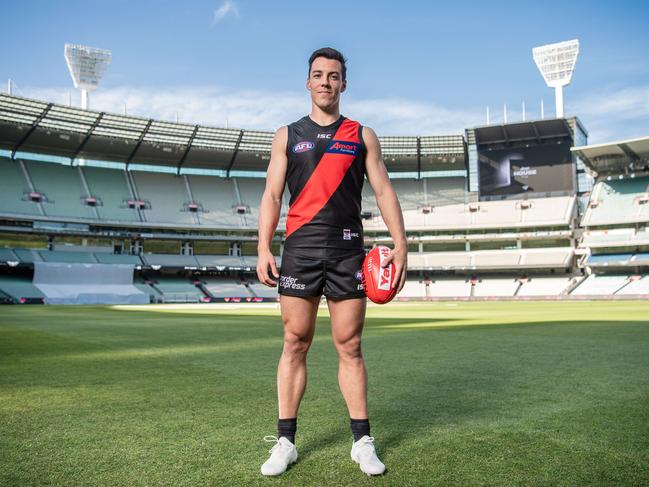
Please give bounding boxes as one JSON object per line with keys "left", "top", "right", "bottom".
{"left": 335, "top": 334, "right": 363, "bottom": 361}
{"left": 282, "top": 331, "right": 312, "bottom": 358}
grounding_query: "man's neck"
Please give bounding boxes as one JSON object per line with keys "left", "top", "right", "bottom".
{"left": 309, "top": 105, "right": 341, "bottom": 126}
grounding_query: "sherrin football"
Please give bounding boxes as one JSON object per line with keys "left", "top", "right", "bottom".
{"left": 361, "top": 245, "right": 397, "bottom": 304}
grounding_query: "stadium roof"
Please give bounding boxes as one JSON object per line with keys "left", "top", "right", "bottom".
{"left": 467, "top": 118, "right": 585, "bottom": 146}
{"left": 0, "top": 94, "right": 466, "bottom": 174}
{"left": 571, "top": 136, "right": 649, "bottom": 176}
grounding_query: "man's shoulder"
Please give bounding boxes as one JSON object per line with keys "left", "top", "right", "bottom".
{"left": 287, "top": 116, "right": 310, "bottom": 128}
{"left": 273, "top": 125, "right": 289, "bottom": 137}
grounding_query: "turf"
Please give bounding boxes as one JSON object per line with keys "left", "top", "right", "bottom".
{"left": 1, "top": 301, "right": 648, "bottom": 486}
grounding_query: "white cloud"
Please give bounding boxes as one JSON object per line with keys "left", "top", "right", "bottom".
{"left": 212, "top": 0, "right": 239, "bottom": 24}
{"left": 569, "top": 85, "right": 649, "bottom": 142}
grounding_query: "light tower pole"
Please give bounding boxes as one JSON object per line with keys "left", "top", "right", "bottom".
{"left": 532, "top": 39, "right": 579, "bottom": 118}
{"left": 64, "top": 44, "right": 112, "bottom": 110}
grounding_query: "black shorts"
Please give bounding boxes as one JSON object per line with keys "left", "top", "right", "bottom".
{"left": 278, "top": 249, "right": 366, "bottom": 300}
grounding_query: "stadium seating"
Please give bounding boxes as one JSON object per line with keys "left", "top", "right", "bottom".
{"left": 184, "top": 174, "right": 243, "bottom": 227}
{"left": 130, "top": 171, "right": 195, "bottom": 225}
{"left": 11, "top": 248, "right": 43, "bottom": 263}
{"left": 148, "top": 276, "right": 206, "bottom": 302}
{"left": 133, "top": 278, "right": 163, "bottom": 302}
{"left": 427, "top": 278, "right": 472, "bottom": 297}
{"left": 582, "top": 177, "right": 649, "bottom": 226}
{"left": 473, "top": 278, "right": 520, "bottom": 297}
{"left": 248, "top": 282, "right": 279, "bottom": 298}
{"left": 571, "top": 275, "right": 629, "bottom": 295}
{"left": 140, "top": 253, "right": 200, "bottom": 268}
{"left": 408, "top": 248, "right": 572, "bottom": 270}
{"left": 586, "top": 254, "right": 634, "bottom": 266}
{"left": 0, "top": 275, "right": 45, "bottom": 301}
{"left": 39, "top": 250, "right": 98, "bottom": 264}
{"left": 632, "top": 253, "right": 649, "bottom": 265}
{"left": 615, "top": 276, "right": 649, "bottom": 295}
{"left": 361, "top": 177, "right": 466, "bottom": 215}
{"left": 195, "top": 255, "right": 245, "bottom": 268}
{"left": 202, "top": 278, "right": 251, "bottom": 298}
{"left": 81, "top": 166, "right": 140, "bottom": 221}
{"left": 0, "top": 248, "right": 20, "bottom": 264}
{"left": 24, "top": 160, "right": 95, "bottom": 219}
{"left": 369, "top": 196, "right": 575, "bottom": 231}
{"left": 516, "top": 277, "right": 574, "bottom": 296}
{"left": 399, "top": 279, "right": 427, "bottom": 298}
{"left": 0, "top": 157, "right": 41, "bottom": 216}
{"left": 581, "top": 228, "right": 638, "bottom": 247}
{"left": 0, "top": 156, "right": 578, "bottom": 236}
{"left": 94, "top": 253, "right": 143, "bottom": 265}
{"left": 235, "top": 178, "right": 263, "bottom": 226}
{"left": 521, "top": 248, "right": 574, "bottom": 267}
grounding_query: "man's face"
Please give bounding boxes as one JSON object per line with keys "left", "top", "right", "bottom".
{"left": 307, "top": 56, "right": 346, "bottom": 110}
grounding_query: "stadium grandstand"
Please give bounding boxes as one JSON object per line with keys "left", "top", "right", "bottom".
{"left": 1, "top": 92, "right": 648, "bottom": 303}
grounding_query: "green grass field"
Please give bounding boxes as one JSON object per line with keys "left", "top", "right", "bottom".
{"left": 1, "top": 301, "right": 648, "bottom": 486}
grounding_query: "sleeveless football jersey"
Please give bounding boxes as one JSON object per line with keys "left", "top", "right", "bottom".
{"left": 284, "top": 115, "right": 366, "bottom": 255}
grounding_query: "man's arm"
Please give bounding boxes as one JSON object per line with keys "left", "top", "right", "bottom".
{"left": 256, "top": 126, "right": 288, "bottom": 287}
{"left": 362, "top": 126, "right": 408, "bottom": 292}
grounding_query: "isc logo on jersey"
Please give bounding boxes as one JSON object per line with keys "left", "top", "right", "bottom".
{"left": 327, "top": 141, "right": 360, "bottom": 156}
{"left": 293, "top": 141, "right": 315, "bottom": 153}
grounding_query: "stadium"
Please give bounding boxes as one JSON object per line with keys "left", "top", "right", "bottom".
{"left": 1, "top": 18, "right": 648, "bottom": 487}
{"left": 1, "top": 93, "right": 649, "bottom": 303}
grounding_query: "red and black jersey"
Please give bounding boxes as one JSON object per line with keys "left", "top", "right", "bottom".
{"left": 284, "top": 115, "right": 366, "bottom": 255}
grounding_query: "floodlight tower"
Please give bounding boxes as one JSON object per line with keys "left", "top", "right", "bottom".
{"left": 532, "top": 39, "right": 579, "bottom": 118}
{"left": 64, "top": 44, "right": 112, "bottom": 110}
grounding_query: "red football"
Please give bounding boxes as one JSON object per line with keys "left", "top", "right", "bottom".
{"left": 361, "top": 245, "right": 397, "bottom": 304}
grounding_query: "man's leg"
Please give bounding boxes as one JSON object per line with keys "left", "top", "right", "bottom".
{"left": 327, "top": 297, "right": 367, "bottom": 419}
{"left": 261, "top": 294, "right": 319, "bottom": 477}
{"left": 328, "top": 296, "right": 385, "bottom": 476}
{"left": 277, "top": 294, "right": 320, "bottom": 419}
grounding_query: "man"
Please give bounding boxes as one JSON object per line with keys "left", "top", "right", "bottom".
{"left": 256, "top": 47, "right": 407, "bottom": 477}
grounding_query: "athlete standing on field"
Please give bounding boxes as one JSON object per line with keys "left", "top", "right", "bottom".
{"left": 256, "top": 47, "right": 407, "bottom": 477}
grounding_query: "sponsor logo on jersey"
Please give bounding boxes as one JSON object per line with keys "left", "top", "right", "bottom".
{"left": 317, "top": 133, "right": 332, "bottom": 139}
{"left": 292, "top": 141, "right": 315, "bottom": 153}
{"left": 279, "top": 275, "right": 306, "bottom": 290}
{"left": 343, "top": 228, "right": 360, "bottom": 240}
{"left": 327, "top": 141, "right": 360, "bottom": 156}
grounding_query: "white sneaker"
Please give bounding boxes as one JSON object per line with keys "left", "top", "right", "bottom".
{"left": 351, "top": 435, "right": 386, "bottom": 475}
{"left": 260, "top": 436, "right": 298, "bottom": 476}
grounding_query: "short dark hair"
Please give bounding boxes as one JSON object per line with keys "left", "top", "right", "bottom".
{"left": 308, "top": 47, "right": 347, "bottom": 81}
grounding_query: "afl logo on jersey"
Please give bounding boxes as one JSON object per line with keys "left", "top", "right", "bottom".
{"left": 292, "top": 141, "right": 315, "bottom": 153}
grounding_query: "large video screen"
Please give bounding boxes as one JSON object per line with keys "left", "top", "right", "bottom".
{"left": 478, "top": 142, "right": 574, "bottom": 197}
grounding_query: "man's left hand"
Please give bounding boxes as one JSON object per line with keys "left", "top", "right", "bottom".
{"left": 380, "top": 244, "right": 408, "bottom": 293}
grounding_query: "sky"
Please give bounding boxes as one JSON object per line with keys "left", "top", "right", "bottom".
{"left": 1, "top": 0, "right": 648, "bottom": 143}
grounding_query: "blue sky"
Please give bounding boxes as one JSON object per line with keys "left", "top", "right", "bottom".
{"left": 2, "top": 0, "right": 648, "bottom": 142}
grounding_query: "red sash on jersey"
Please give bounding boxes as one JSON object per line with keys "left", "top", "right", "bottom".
{"left": 286, "top": 119, "right": 361, "bottom": 238}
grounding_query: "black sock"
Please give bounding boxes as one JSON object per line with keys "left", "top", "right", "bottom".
{"left": 277, "top": 418, "right": 297, "bottom": 444}
{"left": 350, "top": 418, "right": 370, "bottom": 442}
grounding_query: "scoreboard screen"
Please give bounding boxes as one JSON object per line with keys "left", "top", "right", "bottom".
{"left": 478, "top": 141, "right": 574, "bottom": 197}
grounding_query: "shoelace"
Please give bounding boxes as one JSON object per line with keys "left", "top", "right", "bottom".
{"left": 264, "top": 435, "right": 281, "bottom": 454}
{"left": 356, "top": 436, "right": 377, "bottom": 460}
